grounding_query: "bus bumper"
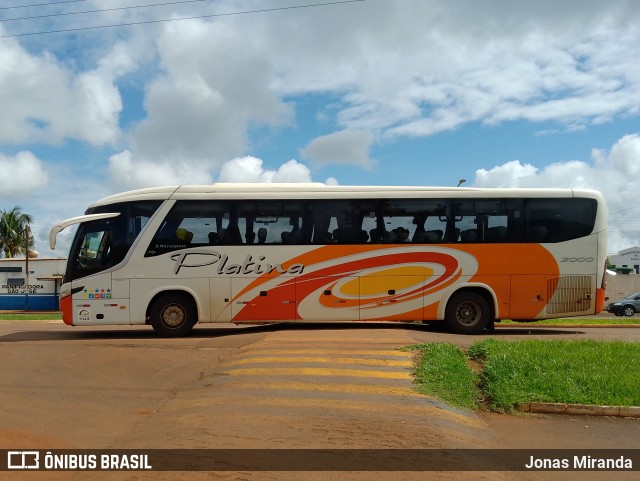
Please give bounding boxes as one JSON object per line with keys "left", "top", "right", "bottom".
{"left": 61, "top": 294, "right": 74, "bottom": 326}
{"left": 595, "top": 287, "right": 606, "bottom": 314}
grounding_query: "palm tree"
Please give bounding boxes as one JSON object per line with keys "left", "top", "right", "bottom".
{"left": 0, "top": 207, "right": 34, "bottom": 258}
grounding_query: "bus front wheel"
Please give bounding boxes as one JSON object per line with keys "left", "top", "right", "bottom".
{"left": 445, "top": 291, "right": 491, "bottom": 334}
{"left": 149, "top": 293, "right": 197, "bottom": 337}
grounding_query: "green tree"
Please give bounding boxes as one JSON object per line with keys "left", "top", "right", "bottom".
{"left": 0, "top": 207, "right": 34, "bottom": 258}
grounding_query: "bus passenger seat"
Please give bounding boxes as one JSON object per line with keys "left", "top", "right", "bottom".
{"left": 460, "top": 229, "right": 478, "bottom": 243}
{"left": 289, "top": 228, "right": 303, "bottom": 244}
{"left": 258, "top": 228, "right": 267, "bottom": 244}
{"left": 485, "top": 226, "right": 507, "bottom": 242}
{"left": 221, "top": 226, "right": 243, "bottom": 245}
{"left": 413, "top": 230, "right": 443, "bottom": 243}
{"left": 176, "top": 228, "right": 193, "bottom": 245}
{"left": 528, "top": 226, "right": 548, "bottom": 242}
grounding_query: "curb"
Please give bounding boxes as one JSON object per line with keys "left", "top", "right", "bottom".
{"left": 517, "top": 402, "right": 640, "bottom": 418}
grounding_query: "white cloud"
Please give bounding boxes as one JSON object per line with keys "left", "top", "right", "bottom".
{"left": 108, "top": 150, "right": 213, "bottom": 189}
{"left": 265, "top": 0, "right": 640, "bottom": 137}
{"left": 217, "top": 156, "right": 312, "bottom": 183}
{"left": 4, "top": 1, "right": 640, "bottom": 156}
{"left": 0, "top": 32, "right": 134, "bottom": 145}
{"left": 0, "top": 152, "right": 48, "bottom": 197}
{"left": 108, "top": 152, "right": 320, "bottom": 190}
{"left": 105, "top": 0, "right": 640, "bottom": 171}
{"left": 300, "top": 130, "right": 373, "bottom": 168}
{"left": 473, "top": 133, "right": 640, "bottom": 253}
{"left": 124, "top": 18, "right": 291, "bottom": 166}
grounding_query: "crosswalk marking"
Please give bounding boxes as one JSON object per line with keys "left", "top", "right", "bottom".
{"left": 211, "top": 380, "right": 425, "bottom": 397}
{"left": 223, "top": 356, "right": 412, "bottom": 368}
{"left": 220, "top": 366, "right": 412, "bottom": 379}
{"left": 230, "top": 349, "right": 411, "bottom": 357}
{"left": 170, "top": 395, "right": 485, "bottom": 428}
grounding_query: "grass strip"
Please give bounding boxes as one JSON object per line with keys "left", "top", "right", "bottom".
{"left": 468, "top": 339, "right": 640, "bottom": 411}
{"left": 0, "top": 313, "right": 62, "bottom": 321}
{"left": 410, "top": 340, "right": 640, "bottom": 412}
{"left": 406, "top": 343, "right": 477, "bottom": 409}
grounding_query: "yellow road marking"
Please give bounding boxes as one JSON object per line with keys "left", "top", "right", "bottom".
{"left": 238, "top": 349, "right": 411, "bottom": 357}
{"left": 224, "top": 356, "right": 412, "bottom": 367}
{"left": 221, "top": 367, "right": 411, "bottom": 379}
{"left": 217, "top": 380, "right": 424, "bottom": 397}
{"left": 170, "top": 396, "right": 485, "bottom": 429}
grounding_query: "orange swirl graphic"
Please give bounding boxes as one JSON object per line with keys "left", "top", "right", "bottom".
{"left": 231, "top": 246, "right": 477, "bottom": 321}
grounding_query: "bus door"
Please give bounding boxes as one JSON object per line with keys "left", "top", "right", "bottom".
{"left": 69, "top": 220, "right": 130, "bottom": 325}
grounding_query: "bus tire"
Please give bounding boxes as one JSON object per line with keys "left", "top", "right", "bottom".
{"left": 149, "top": 293, "right": 197, "bottom": 337}
{"left": 445, "top": 291, "right": 491, "bottom": 334}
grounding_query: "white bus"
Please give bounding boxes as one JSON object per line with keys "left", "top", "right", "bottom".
{"left": 49, "top": 184, "right": 607, "bottom": 336}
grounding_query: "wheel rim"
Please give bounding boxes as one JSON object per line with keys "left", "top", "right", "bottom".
{"left": 161, "top": 304, "right": 186, "bottom": 329}
{"left": 624, "top": 307, "right": 634, "bottom": 317}
{"left": 455, "top": 300, "right": 481, "bottom": 326}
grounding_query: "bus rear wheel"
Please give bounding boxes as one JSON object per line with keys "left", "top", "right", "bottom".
{"left": 149, "top": 293, "right": 197, "bottom": 337}
{"left": 445, "top": 291, "right": 491, "bottom": 334}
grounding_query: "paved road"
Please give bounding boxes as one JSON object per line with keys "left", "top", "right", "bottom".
{"left": 1, "top": 321, "right": 639, "bottom": 480}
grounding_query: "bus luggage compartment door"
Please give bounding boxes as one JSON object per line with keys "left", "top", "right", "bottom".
{"left": 231, "top": 277, "right": 297, "bottom": 322}
{"left": 296, "top": 275, "right": 360, "bottom": 321}
{"left": 510, "top": 275, "right": 547, "bottom": 320}
{"left": 359, "top": 275, "right": 425, "bottom": 321}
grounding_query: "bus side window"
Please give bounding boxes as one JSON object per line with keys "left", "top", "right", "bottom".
{"left": 309, "top": 200, "right": 376, "bottom": 244}
{"left": 145, "top": 200, "right": 232, "bottom": 256}
{"left": 381, "top": 199, "right": 448, "bottom": 244}
{"left": 453, "top": 200, "right": 478, "bottom": 243}
{"left": 455, "top": 199, "right": 522, "bottom": 243}
{"left": 524, "top": 198, "right": 596, "bottom": 243}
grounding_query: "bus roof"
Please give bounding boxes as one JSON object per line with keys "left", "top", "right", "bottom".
{"left": 88, "top": 184, "right": 605, "bottom": 208}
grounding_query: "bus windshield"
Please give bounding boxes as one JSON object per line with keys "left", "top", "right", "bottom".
{"left": 64, "top": 201, "right": 161, "bottom": 283}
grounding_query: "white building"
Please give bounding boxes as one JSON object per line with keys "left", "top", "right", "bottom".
{"left": 608, "top": 246, "right": 640, "bottom": 275}
{"left": 0, "top": 257, "right": 66, "bottom": 311}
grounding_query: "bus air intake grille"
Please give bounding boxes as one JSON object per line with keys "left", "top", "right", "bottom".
{"left": 546, "top": 276, "right": 593, "bottom": 315}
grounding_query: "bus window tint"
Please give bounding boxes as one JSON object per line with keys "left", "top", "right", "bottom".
{"left": 454, "top": 199, "right": 522, "bottom": 243}
{"left": 454, "top": 201, "right": 479, "bottom": 242}
{"left": 525, "top": 198, "right": 597, "bottom": 243}
{"left": 146, "top": 200, "right": 231, "bottom": 255}
{"left": 238, "top": 201, "right": 305, "bottom": 244}
{"left": 381, "top": 199, "right": 448, "bottom": 243}
{"left": 309, "top": 200, "right": 376, "bottom": 244}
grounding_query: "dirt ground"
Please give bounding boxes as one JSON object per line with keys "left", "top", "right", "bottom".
{"left": 1, "top": 320, "right": 639, "bottom": 480}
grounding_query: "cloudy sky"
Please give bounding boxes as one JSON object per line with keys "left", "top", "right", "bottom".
{"left": 1, "top": 0, "right": 639, "bottom": 256}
